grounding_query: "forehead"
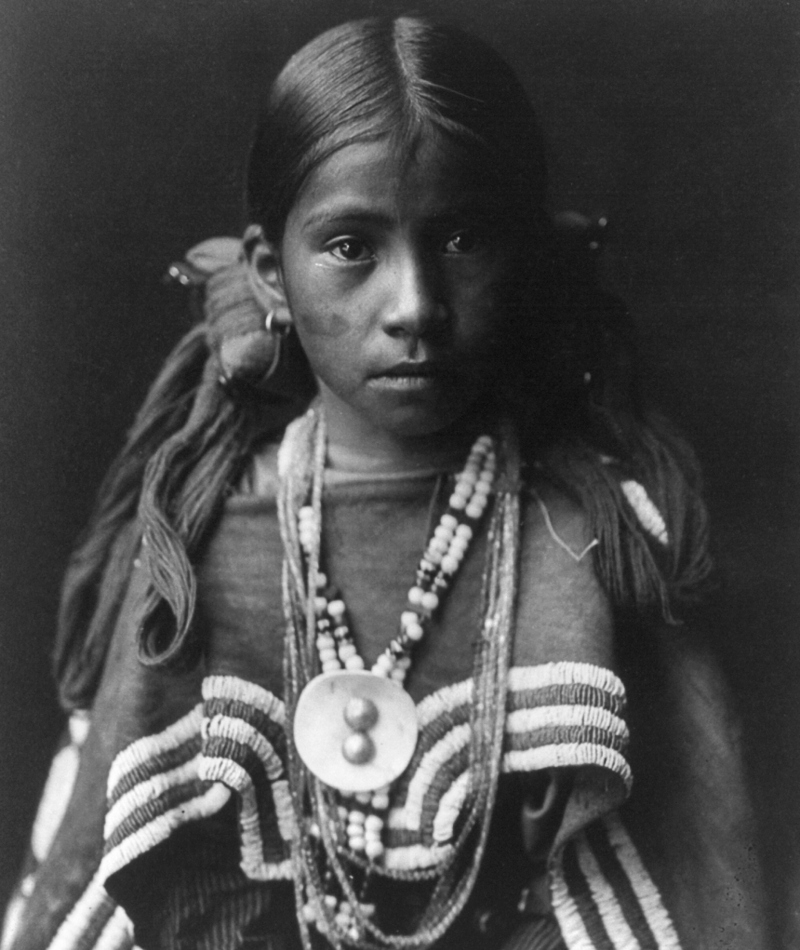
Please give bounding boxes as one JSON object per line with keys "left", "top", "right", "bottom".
{"left": 288, "top": 136, "right": 496, "bottom": 229}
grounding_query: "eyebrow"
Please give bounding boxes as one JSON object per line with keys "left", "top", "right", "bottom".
{"left": 300, "top": 201, "right": 495, "bottom": 233}
{"left": 300, "top": 207, "right": 395, "bottom": 231}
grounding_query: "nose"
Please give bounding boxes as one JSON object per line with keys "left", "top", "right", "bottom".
{"left": 381, "top": 249, "right": 447, "bottom": 340}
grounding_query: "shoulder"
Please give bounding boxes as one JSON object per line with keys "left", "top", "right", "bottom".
{"left": 522, "top": 472, "right": 596, "bottom": 559}
{"left": 514, "top": 471, "right": 614, "bottom": 669}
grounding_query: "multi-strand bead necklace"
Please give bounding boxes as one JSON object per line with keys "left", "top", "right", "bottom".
{"left": 277, "top": 408, "right": 521, "bottom": 949}
{"left": 292, "top": 435, "right": 496, "bottom": 863}
{"left": 297, "top": 432, "right": 496, "bottom": 683}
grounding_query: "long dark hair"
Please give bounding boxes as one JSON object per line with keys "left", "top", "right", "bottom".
{"left": 247, "top": 17, "right": 548, "bottom": 244}
{"left": 54, "top": 16, "right": 711, "bottom": 710}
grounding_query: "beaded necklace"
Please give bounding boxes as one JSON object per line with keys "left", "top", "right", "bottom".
{"left": 278, "top": 407, "right": 521, "bottom": 949}
{"left": 298, "top": 432, "right": 496, "bottom": 683}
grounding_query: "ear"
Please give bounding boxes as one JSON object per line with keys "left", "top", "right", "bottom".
{"left": 243, "top": 225, "right": 292, "bottom": 329}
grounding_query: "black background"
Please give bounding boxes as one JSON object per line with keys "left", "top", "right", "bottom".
{"left": 1, "top": 0, "right": 797, "bottom": 944}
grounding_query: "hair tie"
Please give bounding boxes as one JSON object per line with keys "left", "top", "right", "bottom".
{"left": 167, "top": 233, "right": 288, "bottom": 388}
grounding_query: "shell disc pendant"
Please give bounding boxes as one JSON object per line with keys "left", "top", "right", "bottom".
{"left": 293, "top": 670, "right": 419, "bottom": 792}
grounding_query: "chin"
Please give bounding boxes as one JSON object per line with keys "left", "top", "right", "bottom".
{"left": 369, "top": 401, "right": 477, "bottom": 440}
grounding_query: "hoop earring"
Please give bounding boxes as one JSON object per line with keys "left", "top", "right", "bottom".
{"left": 256, "top": 310, "right": 291, "bottom": 382}
{"left": 265, "top": 309, "right": 291, "bottom": 339}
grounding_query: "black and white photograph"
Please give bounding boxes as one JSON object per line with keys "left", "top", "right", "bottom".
{"left": 1, "top": 1, "right": 797, "bottom": 948}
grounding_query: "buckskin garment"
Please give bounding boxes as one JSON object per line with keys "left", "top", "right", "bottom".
{"left": 2, "top": 450, "right": 767, "bottom": 950}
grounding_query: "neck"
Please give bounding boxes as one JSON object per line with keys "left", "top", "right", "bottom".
{"left": 317, "top": 386, "right": 495, "bottom": 475}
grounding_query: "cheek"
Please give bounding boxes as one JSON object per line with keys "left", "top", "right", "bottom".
{"left": 448, "top": 270, "right": 511, "bottom": 344}
{"left": 282, "top": 266, "right": 353, "bottom": 342}
{"left": 293, "top": 304, "right": 352, "bottom": 342}
{"left": 291, "top": 320, "right": 350, "bottom": 386}
{"left": 286, "top": 299, "right": 367, "bottom": 394}
{"left": 281, "top": 255, "right": 379, "bottom": 345}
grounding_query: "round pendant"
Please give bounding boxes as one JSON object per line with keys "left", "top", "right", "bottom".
{"left": 293, "top": 670, "right": 419, "bottom": 792}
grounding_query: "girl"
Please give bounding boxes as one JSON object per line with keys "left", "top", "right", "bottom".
{"left": 3, "top": 16, "right": 767, "bottom": 950}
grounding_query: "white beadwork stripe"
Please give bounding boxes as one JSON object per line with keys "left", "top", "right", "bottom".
{"left": 100, "top": 783, "right": 231, "bottom": 883}
{"left": 104, "top": 677, "right": 294, "bottom": 885}
{"left": 270, "top": 779, "right": 295, "bottom": 842}
{"left": 383, "top": 842, "right": 454, "bottom": 872}
{"left": 201, "top": 757, "right": 264, "bottom": 875}
{"left": 503, "top": 744, "right": 632, "bottom": 792}
{"left": 576, "top": 834, "right": 640, "bottom": 949}
{"left": 505, "top": 704, "right": 628, "bottom": 741}
{"left": 242, "top": 857, "right": 294, "bottom": 881}
{"left": 388, "top": 722, "right": 471, "bottom": 832}
{"left": 104, "top": 755, "right": 202, "bottom": 839}
{"left": 603, "top": 813, "right": 682, "bottom": 949}
{"left": 46, "top": 869, "right": 117, "bottom": 950}
{"left": 200, "top": 757, "right": 295, "bottom": 879}
{"left": 93, "top": 905, "right": 135, "bottom": 950}
{"left": 384, "top": 663, "right": 630, "bottom": 863}
{"left": 1, "top": 890, "right": 27, "bottom": 950}
{"left": 203, "top": 675, "right": 286, "bottom": 726}
{"left": 414, "top": 663, "right": 626, "bottom": 729}
{"left": 550, "top": 853, "right": 597, "bottom": 950}
{"left": 431, "top": 769, "right": 470, "bottom": 843}
{"left": 414, "top": 676, "right": 472, "bottom": 729}
{"left": 620, "top": 480, "right": 669, "bottom": 546}
{"left": 203, "top": 715, "right": 285, "bottom": 782}
{"left": 100, "top": 677, "right": 295, "bottom": 887}
{"left": 549, "top": 814, "right": 684, "bottom": 950}
{"left": 210, "top": 757, "right": 251, "bottom": 799}
{"left": 96, "top": 664, "right": 632, "bottom": 883}
{"left": 508, "top": 662, "right": 626, "bottom": 698}
{"left": 31, "top": 743, "right": 82, "bottom": 863}
{"left": 201, "top": 679, "right": 295, "bottom": 874}
{"left": 107, "top": 706, "right": 202, "bottom": 792}
{"left": 239, "top": 784, "right": 266, "bottom": 878}
{"left": 69, "top": 711, "right": 91, "bottom": 747}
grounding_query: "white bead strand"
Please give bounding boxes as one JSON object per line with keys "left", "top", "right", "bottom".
{"left": 296, "top": 432, "right": 497, "bottom": 868}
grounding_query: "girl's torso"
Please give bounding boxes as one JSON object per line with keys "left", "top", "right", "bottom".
{"left": 8, "top": 442, "right": 633, "bottom": 950}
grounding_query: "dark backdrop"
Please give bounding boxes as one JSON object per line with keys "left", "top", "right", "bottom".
{"left": 1, "top": 0, "right": 797, "bottom": 944}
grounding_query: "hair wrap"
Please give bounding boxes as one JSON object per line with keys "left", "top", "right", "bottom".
{"left": 54, "top": 323, "right": 210, "bottom": 706}
{"left": 54, "top": 236, "right": 313, "bottom": 706}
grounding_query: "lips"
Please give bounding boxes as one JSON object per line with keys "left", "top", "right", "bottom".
{"left": 377, "top": 360, "right": 439, "bottom": 379}
{"left": 368, "top": 360, "right": 443, "bottom": 391}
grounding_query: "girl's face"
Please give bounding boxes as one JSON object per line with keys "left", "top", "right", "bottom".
{"left": 274, "top": 134, "right": 518, "bottom": 457}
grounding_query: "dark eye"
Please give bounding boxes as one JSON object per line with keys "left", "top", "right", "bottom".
{"left": 443, "top": 229, "right": 482, "bottom": 254}
{"left": 329, "top": 238, "right": 373, "bottom": 262}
